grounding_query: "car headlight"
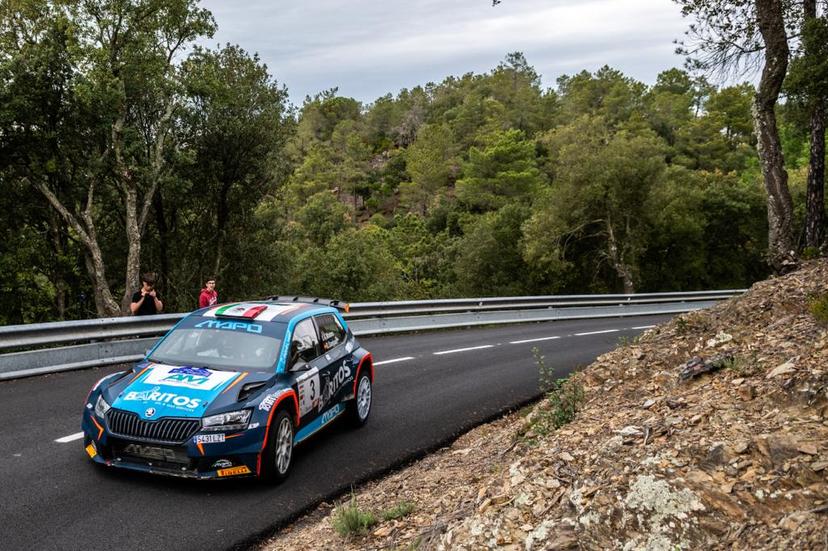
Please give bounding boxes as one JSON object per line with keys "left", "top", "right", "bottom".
{"left": 201, "top": 409, "right": 252, "bottom": 431}
{"left": 94, "top": 395, "right": 111, "bottom": 418}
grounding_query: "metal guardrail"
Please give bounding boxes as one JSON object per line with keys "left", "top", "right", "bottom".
{"left": 0, "top": 291, "right": 744, "bottom": 380}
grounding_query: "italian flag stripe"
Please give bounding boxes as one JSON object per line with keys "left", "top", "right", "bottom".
{"left": 215, "top": 303, "right": 241, "bottom": 316}
{"left": 242, "top": 305, "right": 268, "bottom": 318}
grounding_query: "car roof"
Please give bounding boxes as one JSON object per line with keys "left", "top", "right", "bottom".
{"left": 195, "top": 301, "right": 337, "bottom": 323}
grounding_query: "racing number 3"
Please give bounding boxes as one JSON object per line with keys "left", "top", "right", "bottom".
{"left": 298, "top": 371, "right": 321, "bottom": 416}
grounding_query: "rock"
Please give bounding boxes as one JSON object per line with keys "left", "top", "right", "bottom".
{"left": 706, "top": 332, "right": 733, "bottom": 348}
{"left": 642, "top": 398, "right": 657, "bottom": 409}
{"left": 767, "top": 359, "right": 797, "bottom": 379}
{"left": 797, "top": 442, "right": 819, "bottom": 455}
{"left": 810, "top": 461, "right": 828, "bottom": 472}
{"left": 559, "top": 451, "right": 575, "bottom": 462}
{"left": 678, "top": 353, "right": 733, "bottom": 381}
{"left": 617, "top": 425, "right": 643, "bottom": 437}
{"left": 737, "top": 384, "right": 756, "bottom": 401}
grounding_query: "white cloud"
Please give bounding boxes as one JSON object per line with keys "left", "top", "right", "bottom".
{"left": 198, "top": 0, "right": 690, "bottom": 105}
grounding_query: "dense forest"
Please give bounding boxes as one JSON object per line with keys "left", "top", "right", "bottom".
{"left": 0, "top": 0, "right": 826, "bottom": 324}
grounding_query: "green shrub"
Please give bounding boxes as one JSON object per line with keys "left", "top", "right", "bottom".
{"left": 332, "top": 494, "right": 377, "bottom": 537}
{"left": 382, "top": 501, "right": 415, "bottom": 521}
{"left": 809, "top": 293, "right": 828, "bottom": 326}
{"left": 532, "top": 347, "right": 585, "bottom": 434}
{"left": 801, "top": 247, "right": 821, "bottom": 260}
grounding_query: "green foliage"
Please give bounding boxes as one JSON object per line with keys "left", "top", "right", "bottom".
{"left": 0, "top": 25, "right": 792, "bottom": 320}
{"left": 532, "top": 348, "right": 584, "bottom": 434}
{"left": 296, "top": 226, "right": 401, "bottom": 301}
{"left": 453, "top": 204, "right": 534, "bottom": 296}
{"left": 400, "top": 123, "right": 456, "bottom": 213}
{"left": 455, "top": 129, "right": 545, "bottom": 212}
{"left": 332, "top": 494, "right": 377, "bottom": 537}
{"left": 382, "top": 501, "right": 415, "bottom": 521}
{"left": 809, "top": 294, "right": 828, "bottom": 326}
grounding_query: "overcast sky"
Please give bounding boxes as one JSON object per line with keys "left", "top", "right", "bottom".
{"left": 198, "top": 0, "right": 691, "bottom": 107}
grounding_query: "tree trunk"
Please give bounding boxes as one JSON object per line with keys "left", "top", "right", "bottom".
{"left": 606, "top": 217, "right": 636, "bottom": 294}
{"left": 33, "top": 179, "right": 120, "bottom": 317}
{"left": 803, "top": 0, "right": 825, "bottom": 250}
{"left": 753, "top": 0, "right": 795, "bottom": 272}
{"left": 121, "top": 185, "right": 142, "bottom": 314}
{"left": 153, "top": 191, "right": 170, "bottom": 297}
{"left": 805, "top": 101, "right": 826, "bottom": 249}
{"left": 47, "top": 212, "right": 66, "bottom": 319}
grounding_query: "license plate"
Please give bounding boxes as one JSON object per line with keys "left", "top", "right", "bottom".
{"left": 119, "top": 443, "right": 187, "bottom": 464}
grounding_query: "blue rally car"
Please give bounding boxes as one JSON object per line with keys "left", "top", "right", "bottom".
{"left": 81, "top": 298, "right": 373, "bottom": 482}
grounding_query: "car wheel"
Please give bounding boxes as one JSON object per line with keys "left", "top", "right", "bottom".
{"left": 348, "top": 371, "right": 372, "bottom": 427}
{"left": 262, "top": 409, "right": 294, "bottom": 483}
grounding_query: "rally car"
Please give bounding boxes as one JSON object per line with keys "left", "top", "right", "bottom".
{"left": 81, "top": 297, "right": 373, "bottom": 482}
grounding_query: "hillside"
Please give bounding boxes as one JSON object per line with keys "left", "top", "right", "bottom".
{"left": 264, "top": 259, "right": 828, "bottom": 550}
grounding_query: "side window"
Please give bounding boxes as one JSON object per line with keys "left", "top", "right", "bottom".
{"left": 290, "top": 319, "right": 321, "bottom": 364}
{"left": 315, "top": 314, "right": 346, "bottom": 351}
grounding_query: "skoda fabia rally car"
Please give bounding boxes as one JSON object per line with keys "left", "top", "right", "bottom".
{"left": 81, "top": 298, "right": 373, "bottom": 482}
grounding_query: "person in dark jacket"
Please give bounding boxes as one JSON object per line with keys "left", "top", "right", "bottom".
{"left": 198, "top": 276, "right": 218, "bottom": 309}
{"left": 130, "top": 272, "right": 164, "bottom": 316}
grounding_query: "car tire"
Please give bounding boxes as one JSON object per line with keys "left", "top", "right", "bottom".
{"left": 261, "top": 409, "right": 294, "bottom": 483}
{"left": 348, "top": 371, "right": 372, "bottom": 427}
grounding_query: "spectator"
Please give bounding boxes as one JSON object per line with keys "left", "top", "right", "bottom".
{"left": 198, "top": 277, "right": 218, "bottom": 308}
{"left": 130, "top": 272, "right": 163, "bottom": 316}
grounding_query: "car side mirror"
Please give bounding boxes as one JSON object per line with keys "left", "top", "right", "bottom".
{"left": 290, "top": 359, "right": 309, "bottom": 372}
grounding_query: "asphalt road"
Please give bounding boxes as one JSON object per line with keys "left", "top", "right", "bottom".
{"left": 0, "top": 314, "right": 672, "bottom": 550}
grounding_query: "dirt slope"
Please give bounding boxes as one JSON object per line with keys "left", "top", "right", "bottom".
{"left": 263, "top": 260, "right": 828, "bottom": 550}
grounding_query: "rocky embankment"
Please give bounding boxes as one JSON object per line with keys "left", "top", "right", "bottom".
{"left": 264, "top": 260, "right": 828, "bottom": 550}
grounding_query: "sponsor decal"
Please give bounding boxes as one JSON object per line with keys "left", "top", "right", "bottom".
{"left": 86, "top": 403, "right": 93, "bottom": 409}
{"left": 123, "top": 386, "right": 202, "bottom": 411}
{"left": 143, "top": 364, "right": 236, "bottom": 391}
{"left": 248, "top": 422, "right": 260, "bottom": 430}
{"left": 217, "top": 465, "right": 251, "bottom": 477}
{"left": 321, "top": 403, "right": 342, "bottom": 425}
{"left": 212, "top": 459, "right": 233, "bottom": 469}
{"left": 170, "top": 366, "right": 211, "bottom": 377}
{"left": 259, "top": 390, "right": 286, "bottom": 412}
{"left": 194, "top": 433, "right": 225, "bottom": 444}
{"left": 145, "top": 407, "right": 156, "bottom": 418}
{"left": 345, "top": 341, "right": 354, "bottom": 353}
{"left": 85, "top": 443, "right": 97, "bottom": 459}
{"left": 194, "top": 319, "right": 263, "bottom": 334}
{"left": 318, "top": 364, "right": 351, "bottom": 412}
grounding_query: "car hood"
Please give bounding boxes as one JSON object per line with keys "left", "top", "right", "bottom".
{"left": 110, "top": 363, "right": 250, "bottom": 420}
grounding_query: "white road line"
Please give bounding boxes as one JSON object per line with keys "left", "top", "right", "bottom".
{"left": 373, "top": 357, "right": 415, "bottom": 366}
{"left": 433, "top": 345, "right": 493, "bottom": 356}
{"left": 509, "top": 336, "right": 562, "bottom": 345}
{"left": 632, "top": 325, "right": 656, "bottom": 330}
{"left": 574, "top": 329, "right": 619, "bottom": 336}
{"left": 55, "top": 432, "right": 84, "bottom": 443}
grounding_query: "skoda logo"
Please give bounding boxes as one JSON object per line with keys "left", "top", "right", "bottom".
{"left": 145, "top": 407, "right": 156, "bottom": 418}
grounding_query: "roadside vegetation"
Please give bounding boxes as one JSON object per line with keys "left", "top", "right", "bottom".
{"left": 809, "top": 293, "right": 828, "bottom": 325}
{"left": 332, "top": 494, "right": 377, "bottom": 537}
{"left": 530, "top": 347, "right": 585, "bottom": 435}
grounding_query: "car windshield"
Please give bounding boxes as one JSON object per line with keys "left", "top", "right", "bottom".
{"left": 148, "top": 326, "right": 283, "bottom": 372}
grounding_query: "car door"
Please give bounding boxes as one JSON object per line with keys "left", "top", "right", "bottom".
{"left": 286, "top": 318, "right": 334, "bottom": 430}
{"left": 312, "top": 313, "right": 353, "bottom": 405}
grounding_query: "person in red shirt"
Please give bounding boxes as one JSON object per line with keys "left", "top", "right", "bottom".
{"left": 198, "top": 277, "right": 218, "bottom": 308}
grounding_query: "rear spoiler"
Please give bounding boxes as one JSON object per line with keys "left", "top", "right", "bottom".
{"left": 266, "top": 296, "right": 350, "bottom": 313}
